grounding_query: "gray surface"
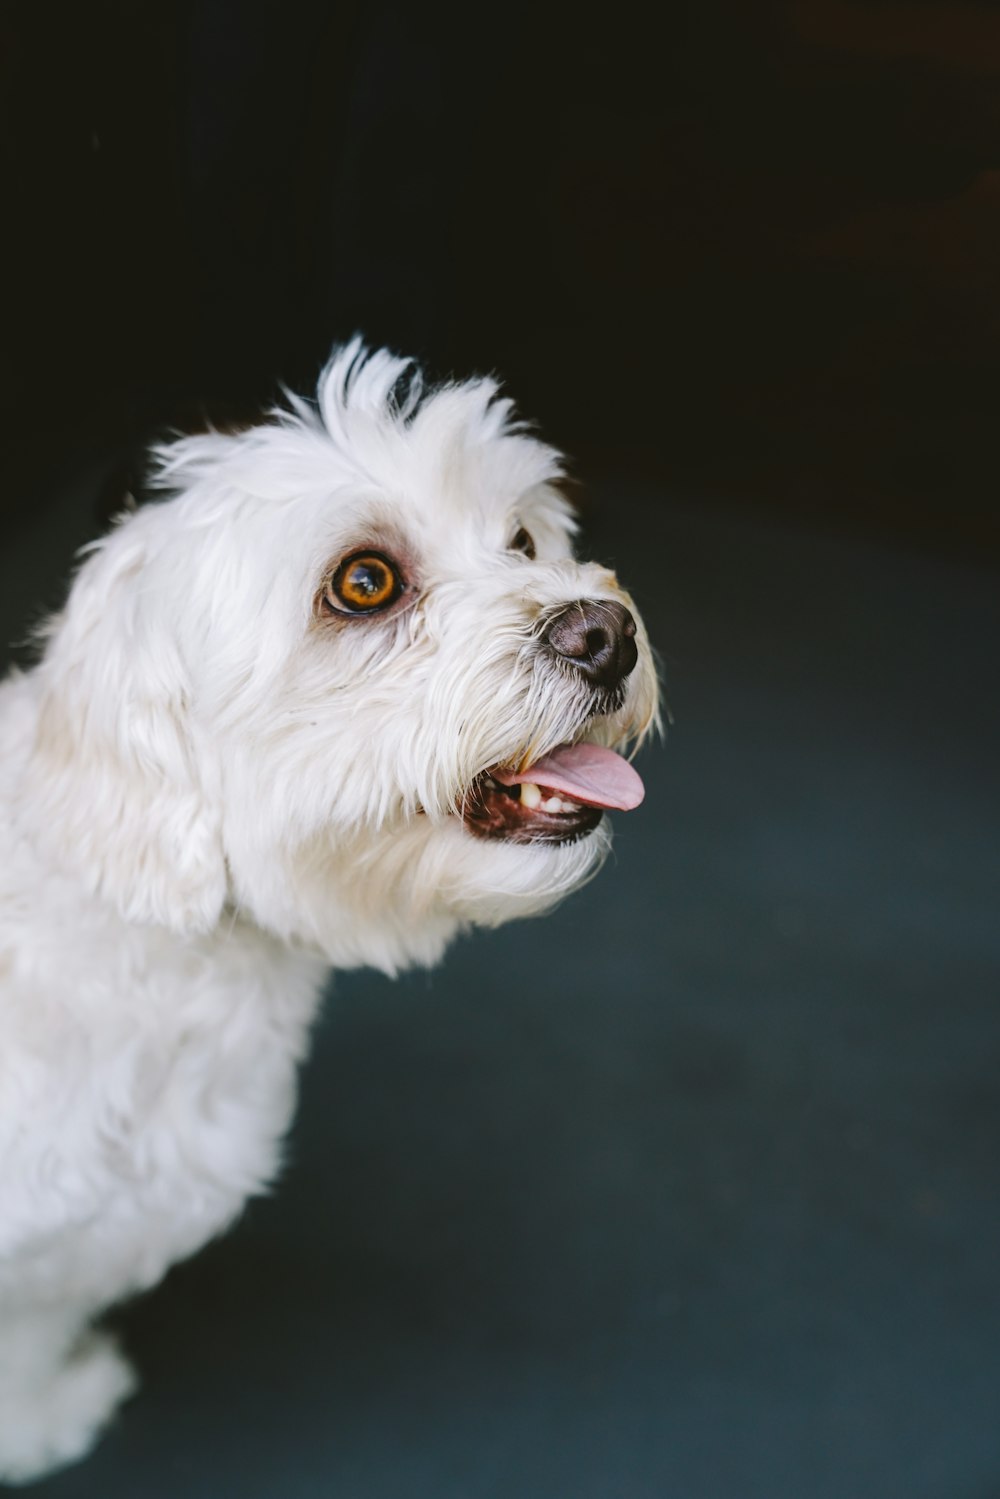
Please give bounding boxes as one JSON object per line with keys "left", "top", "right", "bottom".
{"left": 4, "top": 475, "right": 999, "bottom": 1497}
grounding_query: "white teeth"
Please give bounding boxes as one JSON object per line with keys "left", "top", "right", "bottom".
{"left": 541, "top": 793, "right": 579, "bottom": 813}
{"left": 506, "top": 780, "right": 582, "bottom": 815}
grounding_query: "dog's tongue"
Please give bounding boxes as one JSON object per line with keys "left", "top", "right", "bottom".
{"left": 494, "top": 743, "right": 645, "bottom": 810}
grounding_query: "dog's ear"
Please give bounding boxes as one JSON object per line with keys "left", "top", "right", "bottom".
{"left": 26, "top": 511, "right": 228, "bottom": 935}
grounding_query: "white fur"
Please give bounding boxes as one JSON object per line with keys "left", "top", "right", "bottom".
{"left": 0, "top": 342, "right": 657, "bottom": 1482}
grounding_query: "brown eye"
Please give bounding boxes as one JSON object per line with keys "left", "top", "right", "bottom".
{"left": 510, "top": 526, "right": 536, "bottom": 559}
{"left": 327, "top": 551, "right": 403, "bottom": 614}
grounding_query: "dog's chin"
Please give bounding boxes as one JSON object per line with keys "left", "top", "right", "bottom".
{"left": 417, "top": 810, "right": 612, "bottom": 932}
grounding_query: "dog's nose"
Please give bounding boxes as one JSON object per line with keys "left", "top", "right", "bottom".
{"left": 543, "top": 599, "right": 638, "bottom": 689}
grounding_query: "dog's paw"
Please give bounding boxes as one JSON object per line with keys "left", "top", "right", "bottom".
{"left": 0, "top": 1332, "right": 137, "bottom": 1486}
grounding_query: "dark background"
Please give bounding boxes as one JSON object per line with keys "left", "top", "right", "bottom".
{"left": 3, "top": 0, "right": 1000, "bottom": 554}
{"left": 2, "top": 5, "right": 999, "bottom": 1498}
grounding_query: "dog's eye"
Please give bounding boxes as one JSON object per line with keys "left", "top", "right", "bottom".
{"left": 326, "top": 552, "right": 403, "bottom": 614}
{"left": 510, "top": 526, "right": 536, "bottom": 559}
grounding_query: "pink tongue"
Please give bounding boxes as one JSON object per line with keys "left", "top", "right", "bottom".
{"left": 494, "top": 743, "right": 645, "bottom": 811}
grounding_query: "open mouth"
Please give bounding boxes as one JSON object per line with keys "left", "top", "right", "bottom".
{"left": 461, "top": 742, "right": 645, "bottom": 844}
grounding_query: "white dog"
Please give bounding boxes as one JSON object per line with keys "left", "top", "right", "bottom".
{"left": 0, "top": 342, "right": 657, "bottom": 1482}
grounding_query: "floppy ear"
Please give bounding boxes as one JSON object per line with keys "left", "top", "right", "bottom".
{"left": 26, "top": 511, "right": 228, "bottom": 935}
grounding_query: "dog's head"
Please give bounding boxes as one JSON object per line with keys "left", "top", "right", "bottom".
{"left": 28, "top": 344, "right": 658, "bottom": 970}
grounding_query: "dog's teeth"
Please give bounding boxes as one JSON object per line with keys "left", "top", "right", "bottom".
{"left": 540, "top": 793, "right": 579, "bottom": 813}
{"left": 519, "top": 782, "right": 542, "bottom": 810}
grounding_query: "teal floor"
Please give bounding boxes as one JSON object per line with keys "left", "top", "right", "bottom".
{"left": 4, "top": 468, "right": 999, "bottom": 1497}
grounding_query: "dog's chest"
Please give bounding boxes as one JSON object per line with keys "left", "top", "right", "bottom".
{"left": 1, "top": 915, "right": 328, "bottom": 1300}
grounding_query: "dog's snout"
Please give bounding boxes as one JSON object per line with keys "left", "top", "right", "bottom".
{"left": 543, "top": 599, "right": 638, "bottom": 689}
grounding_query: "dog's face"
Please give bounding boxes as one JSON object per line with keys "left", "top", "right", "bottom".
{"left": 29, "top": 345, "right": 658, "bottom": 971}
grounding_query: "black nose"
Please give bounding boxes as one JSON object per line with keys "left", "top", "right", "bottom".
{"left": 543, "top": 599, "right": 638, "bottom": 689}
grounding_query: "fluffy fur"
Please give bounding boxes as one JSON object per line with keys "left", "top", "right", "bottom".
{"left": 0, "top": 342, "right": 657, "bottom": 1482}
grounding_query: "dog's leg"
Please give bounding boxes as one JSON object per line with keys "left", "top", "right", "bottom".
{"left": 0, "top": 1303, "right": 137, "bottom": 1485}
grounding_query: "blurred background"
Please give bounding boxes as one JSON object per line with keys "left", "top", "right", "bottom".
{"left": 2, "top": 3, "right": 999, "bottom": 1496}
